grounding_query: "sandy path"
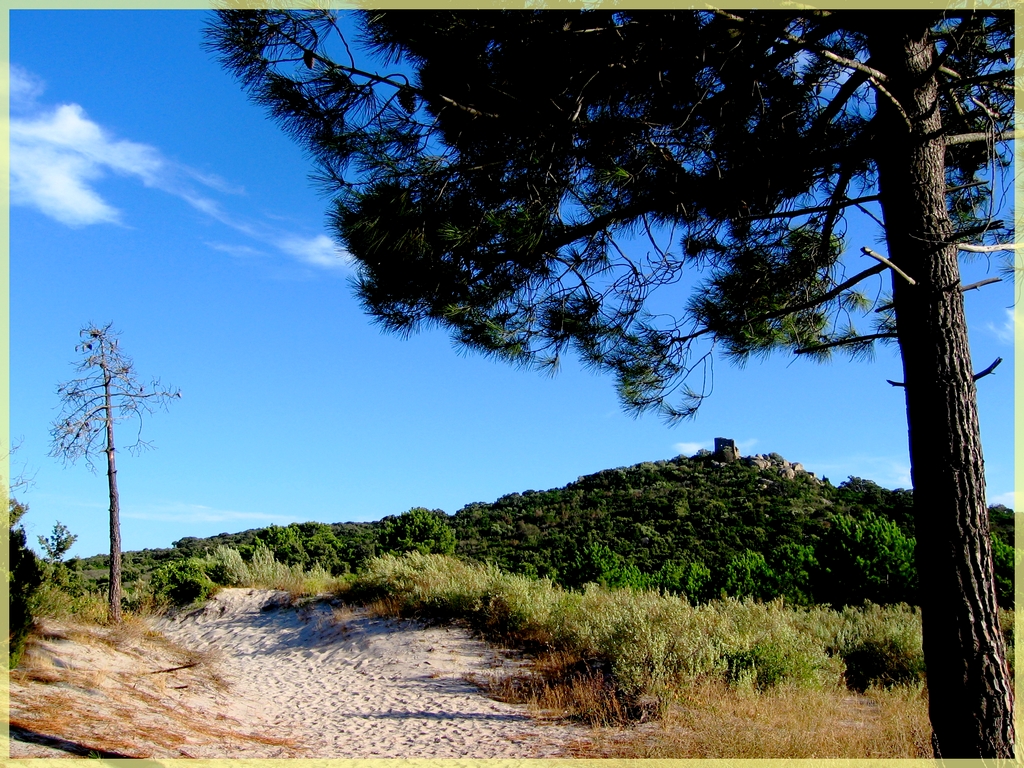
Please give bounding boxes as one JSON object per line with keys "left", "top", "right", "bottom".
{"left": 153, "top": 588, "right": 588, "bottom": 758}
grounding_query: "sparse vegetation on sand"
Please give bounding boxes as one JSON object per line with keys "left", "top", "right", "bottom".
{"left": 10, "top": 613, "right": 303, "bottom": 758}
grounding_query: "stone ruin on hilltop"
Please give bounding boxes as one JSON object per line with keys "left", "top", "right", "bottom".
{"left": 708, "top": 437, "right": 822, "bottom": 484}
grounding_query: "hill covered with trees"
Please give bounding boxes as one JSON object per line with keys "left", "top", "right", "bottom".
{"left": 67, "top": 449, "right": 1014, "bottom": 609}
{"left": 451, "top": 452, "right": 1013, "bottom": 608}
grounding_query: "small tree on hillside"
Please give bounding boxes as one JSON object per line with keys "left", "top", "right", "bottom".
{"left": 376, "top": 507, "right": 456, "bottom": 556}
{"left": 37, "top": 521, "right": 77, "bottom": 565}
{"left": 49, "top": 323, "right": 180, "bottom": 623}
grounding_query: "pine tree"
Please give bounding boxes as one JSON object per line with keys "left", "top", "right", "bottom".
{"left": 207, "top": 10, "right": 1015, "bottom": 755}
{"left": 50, "top": 324, "right": 180, "bottom": 623}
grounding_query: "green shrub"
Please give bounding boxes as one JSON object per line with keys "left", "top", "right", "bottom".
{"left": 999, "top": 608, "right": 1015, "bottom": 679}
{"left": 726, "top": 643, "right": 793, "bottom": 690}
{"left": 9, "top": 500, "right": 43, "bottom": 667}
{"left": 841, "top": 637, "right": 925, "bottom": 692}
{"left": 826, "top": 602, "right": 925, "bottom": 691}
{"left": 352, "top": 553, "right": 936, "bottom": 704}
{"left": 816, "top": 511, "right": 917, "bottom": 605}
{"left": 41, "top": 561, "right": 90, "bottom": 597}
{"left": 244, "top": 543, "right": 335, "bottom": 593}
{"left": 119, "top": 585, "right": 167, "bottom": 616}
{"left": 767, "top": 542, "right": 818, "bottom": 604}
{"left": 250, "top": 524, "right": 310, "bottom": 568}
{"left": 31, "top": 581, "right": 108, "bottom": 624}
{"left": 376, "top": 508, "right": 456, "bottom": 557}
{"left": 720, "top": 549, "right": 776, "bottom": 600}
{"left": 990, "top": 531, "right": 1015, "bottom": 608}
{"left": 645, "top": 559, "right": 713, "bottom": 601}
{"left": 563, "top": 542, "right": 630, "bottom": 589}
{"left": 206, "top": 544, "right": 343, "bottom": 595}
{"left": 703, "top": 598, "right": 845, "bottom": 692}
{"left": 150, "top": 558, "right": 215, "bottom": 605}
{"left": 204, "top": 545, "right": 249, "bottom": 586}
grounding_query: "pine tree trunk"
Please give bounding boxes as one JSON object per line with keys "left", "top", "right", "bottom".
{"left": 103, "top": 368, "right": 122, "bottom": 625}
{"left": 868, "top": 17, "right": 1014, "bottom": 758}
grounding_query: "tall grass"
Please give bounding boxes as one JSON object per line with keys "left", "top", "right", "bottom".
{"left": 348, "top": 550, "right": 960, "bottom": 755}
{"left": 31, "top": 581, "right": 111, "bottom": 624}
{"left": 350, "top": 552, "right": 929, "bottom": 693}
{"left": 204, "top": 544, "right": 347, "bottom": 597}
{"left": 31, "top": 575, "right": 173, "bottom": 624}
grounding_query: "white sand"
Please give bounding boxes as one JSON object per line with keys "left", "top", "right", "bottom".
{"left": 151, "top": 588, "right": 587, "bottom": 758}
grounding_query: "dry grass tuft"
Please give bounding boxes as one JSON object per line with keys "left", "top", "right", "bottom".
{"left": 364, "top": 594, "right": 407, "bottom": 619}
{"left": 563, "top": 679, "right": 932, "bottom": 758}
{"left": 469, "top": 648, "right": 647, "bottom": 727}
{"left": 11, "top": 646, "right": 65, "bottom": 685}
{"left": 330, "top": 603, "right": 360, "bottom": 633}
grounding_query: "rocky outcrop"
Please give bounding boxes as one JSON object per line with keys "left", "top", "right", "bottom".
{"left": 696, "top": 440, "right": 821, "bottom": 485}
{"left": 740, "top": 451, "right": 820, "bottom": 484}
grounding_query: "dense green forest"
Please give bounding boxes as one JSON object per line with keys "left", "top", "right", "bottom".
{"left": 64, "top": 450, "right": 1014, "bottom": 608}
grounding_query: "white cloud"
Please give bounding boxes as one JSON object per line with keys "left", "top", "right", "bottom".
{"left": 9, "top": 87, "right": 244, "bottom": 229}
{"left": 986, "top": 308, "right": 1016, "bottom": 345}
{"left": 277, "top": 234, "right": 354, "bottom": 270}
{"left": 206, "top": 242, "right": 268, "bottom": 259}
{"left": 10, "top": 64, "right": 46, "bottom": 110}
{"left": 11, "top": 140, "right": 122, "bottom": 226}
{"left": 15, "top": 104, "right": 163, "bottom": 179}
{"left": 124, "top": 501, "right": 291, "bottom": 525}
{"left": 12, "top": 103, "right": 171, "bottom": 226}
{"left": 182, "top": 167, "right": 246, "bottom": 196}
{"left": 10, "top": 65, "right": 352, "bottom": 273}
{"left": 673, "top": 441, "right": 710, "bottom": 455}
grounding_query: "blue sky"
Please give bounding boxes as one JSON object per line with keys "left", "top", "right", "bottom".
{"left": 9, "top": 11, "right": 1016, "bottom": 559}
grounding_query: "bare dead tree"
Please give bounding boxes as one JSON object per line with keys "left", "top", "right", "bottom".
{"left": 49, "top": 323, "right": 180, "bottom": 623}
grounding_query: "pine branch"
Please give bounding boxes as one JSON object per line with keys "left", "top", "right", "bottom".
{"left": 674, "top": 263, "right": 887, "bottom": 345}
{"left": 713, "top": 9, "right": 912, "bottom": 129}
{"left": 813, "top": 69, "right": 869, "bottom": 128}
{"left": 958, "top": 276, "right": 1003, "bottom": 292}
{"left": 888, "top": 357, "right": 1003, "bottom": 388}
{"left": 957, "top": 243, "right": 1021, "bottom": 253}
{"left": 281, "top": 29, "right": 501, "bottom": 121}
{"left": 940, "top": 70, "right": 1016, "bottom": 89}
{"left": 945, "top": 130, "right": 1018, "bottom": 146}
{"left": 875, "top": 275, "right": 1002, "bottom": 314}
{"left": 973, "top": 356, "right": 1004, "bottom": 380}
{"left": 861, "top": 247, "right": 916, "bottom": 285}
{"left": 945, "top": 180, "right": 988, "bottom": 194}
{"left": 737, "top": 194, "right": 879, "bottom": 222}
{"left": 795, "top": 332, "right": 897, "bottom": 355}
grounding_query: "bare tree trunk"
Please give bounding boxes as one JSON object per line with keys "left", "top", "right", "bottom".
{"left": 869, "top": 17, "right": 1014, "bottom": 758}
{"left": 102, "top": 367, "right": 122, "bottom": 625}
